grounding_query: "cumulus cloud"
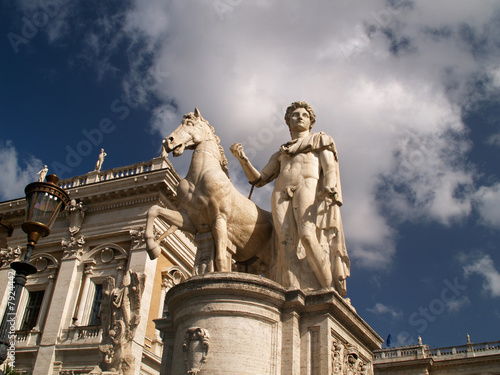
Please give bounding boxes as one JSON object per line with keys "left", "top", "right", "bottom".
{"left": 0, "top": 141, "right": 42, "bottom": 201}
{"left": 11, "top": 0, "right": 500, "bottom": 269}
{"left": 367, "top": 302, "right": 403, "bottom": 320}
{"left": 464, "top": 254, "right": 500, "bottom": 298}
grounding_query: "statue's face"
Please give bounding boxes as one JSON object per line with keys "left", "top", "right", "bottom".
{"left": 289, "top": 107, "right": 311, "bottom": 133}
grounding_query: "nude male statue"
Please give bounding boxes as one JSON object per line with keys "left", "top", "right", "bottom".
{"left": 230, "top": 101, "right": 350, "bottom": 295}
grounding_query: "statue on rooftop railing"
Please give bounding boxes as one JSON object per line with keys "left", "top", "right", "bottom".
{"left": 231, "top": 101, "right": 350, "bottom": 295}
{"left": 95, "top": 148, "right": 107, "bottom": 172}
{"left": 37, "top": 165, "right": 48, "bottom": 182}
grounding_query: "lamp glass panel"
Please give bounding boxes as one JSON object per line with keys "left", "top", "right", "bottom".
{"left": 26, "top": 191, "right": 64, "bottom": 230}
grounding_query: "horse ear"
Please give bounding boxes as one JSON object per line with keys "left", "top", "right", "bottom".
{"left": 194, "top": 108, "right": 201, "bottom": 118}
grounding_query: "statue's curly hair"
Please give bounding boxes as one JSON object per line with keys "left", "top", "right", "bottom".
{"left": 284, "top": 101, "right": 316, "bottom": 129}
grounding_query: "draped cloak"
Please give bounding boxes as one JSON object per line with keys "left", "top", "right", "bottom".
{"left": 257, "top": 132, "right": 350, "bottom": 295}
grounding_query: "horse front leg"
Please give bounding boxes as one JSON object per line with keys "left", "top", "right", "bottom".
{"left": 213, "top": 214, "right": 230, "bottom": 272}
{"left": 145, "top": 205, "right": 196, "bottom": 260}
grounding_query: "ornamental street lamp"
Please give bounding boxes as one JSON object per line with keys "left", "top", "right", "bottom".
{"left": 0, "top": 175, "right": 70, "bottom": 369}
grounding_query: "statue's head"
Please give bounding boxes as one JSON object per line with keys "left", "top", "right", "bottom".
{"left": 284, "top": 101, "right": 316, "bottom": 130}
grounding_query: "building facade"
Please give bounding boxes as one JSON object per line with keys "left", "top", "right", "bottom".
{"left": 0, "top": 155, "right": 196, "bottom": 374}
{"left": 374, "top": 338, "right": 500, "bottom": 374}
{"left": 1, "top": 155, "right": 499, "bottom": 374}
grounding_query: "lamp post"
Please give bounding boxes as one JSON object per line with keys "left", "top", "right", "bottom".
{"left": 0, "top": 175, "right": 70, "bottom": 369}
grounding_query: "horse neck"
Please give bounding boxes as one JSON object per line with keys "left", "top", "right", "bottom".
{"left": 187, "top": 138, "right": 223, "bottom": 178}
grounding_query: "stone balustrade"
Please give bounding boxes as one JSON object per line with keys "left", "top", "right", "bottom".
{"left": 61, "top": 325, "right": 103, "bottom": 345}
{"left": 374, "top": 340, "right": 500, "bottom": 361}
{"left": 59, "top": 156, "right": 171, "bottom": 190}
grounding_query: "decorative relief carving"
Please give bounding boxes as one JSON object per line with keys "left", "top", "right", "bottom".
{"left": 162, "top": 267, "right": 187, "bottom": 290}
{"left": 0, "top": 246, "right": 21, "bottom": 267}
{"left": 97, "top": 270, "right": 146, "bottom": 375}
{"left": 331, "top": 332, "right": 369, "bottom": 375}
{"left": 183, "top": 327, "right": 210, "bottom": 375}
{"left": 100, "top": 247, "right": 115, "bottom": 263}
{"left": 66, "top": 199, "right": 86, "bottom": 236}
{"left": 61, "top": 235, "right": 86, "bottom": 259}
{"left": 129, "top": 227, "right": 146, "bottom": 250}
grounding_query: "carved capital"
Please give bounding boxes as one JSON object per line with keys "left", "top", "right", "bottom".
{"left": 0, "top": 246, "right": 21, "bottom": 268}
{"left": 129, "top": 227, "right": 146, "bottom": 250}
{"left": 61, "top": 235, "right": 86, "bottom": 260}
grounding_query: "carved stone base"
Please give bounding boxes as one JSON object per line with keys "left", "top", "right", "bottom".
{"left": 155, "top": 273, "right": 382, "bottom": 375}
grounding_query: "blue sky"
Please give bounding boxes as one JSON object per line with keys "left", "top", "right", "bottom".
{"left": 1, "top": 0, "right": 500, "bottom": 349}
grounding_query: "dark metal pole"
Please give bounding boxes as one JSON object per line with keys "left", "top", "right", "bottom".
{"left": 0, "top": 243, "right": 37, "bottom": 369}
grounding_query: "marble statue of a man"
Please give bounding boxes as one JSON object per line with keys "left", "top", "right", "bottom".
{"left": 230, "top": 101, "right": 350, "bottom": 295}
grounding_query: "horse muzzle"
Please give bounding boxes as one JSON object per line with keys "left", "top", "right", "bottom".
{"left": 164, "top": 137, "right": 185, "bottom": 156}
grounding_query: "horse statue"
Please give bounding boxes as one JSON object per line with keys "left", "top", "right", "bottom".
{"left": 144, "top": 108, "right": 274, "bottom": 275}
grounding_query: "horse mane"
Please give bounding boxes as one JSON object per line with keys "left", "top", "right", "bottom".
{"left": 184, "top": 113, "right": 230, "bottom": 178}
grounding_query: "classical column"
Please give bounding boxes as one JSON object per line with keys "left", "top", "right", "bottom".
{"left": 75, "top": 260, "right": 96, "bottom": 325}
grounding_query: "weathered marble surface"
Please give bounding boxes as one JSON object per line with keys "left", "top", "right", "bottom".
{"left": 156, "top": 273, "right": 382, "bottom": 375}
{"left": 231, "top": 101, "right": 350, "bottom": 295}
{"left": 145, "top": 109, "right": 274, "bottom": 276}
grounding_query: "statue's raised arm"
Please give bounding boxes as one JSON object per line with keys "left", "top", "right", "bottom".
{"left": 230, "top": 101, "right": 350, "bottom": 296}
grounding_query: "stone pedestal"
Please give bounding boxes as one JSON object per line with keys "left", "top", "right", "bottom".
{"left": 155, "top": 273, "right": 382, "bottom": 375}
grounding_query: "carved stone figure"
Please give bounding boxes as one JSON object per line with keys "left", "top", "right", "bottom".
{"left": 37, "top": 165, "right": 48, "bottom": 182}
{"left": 66, "top": 199, "right": 86, "bottom": 236}
{"left": 95, "top": 148, "right": 107, "bottom": 172}
{"left": 231, "top": 101, "right": 350, "bottom": 295}
{"left": 97, "top": 270, "right": 145, "bottom": 375}
{"left": 144, "top": 108, "right": 274, "bottom": 276}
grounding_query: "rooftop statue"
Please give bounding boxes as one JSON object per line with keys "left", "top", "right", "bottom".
{"left": 95, "top": 148, "right": 107, "bottom": 172}
{"left": 231, "top": 101, "right": 350, "bottom": 295}
{"left": 37, "top": 165, "right": 48, "bottom": 182}
{"left": 145, "top": 108, "right": 274, "bottom": 276}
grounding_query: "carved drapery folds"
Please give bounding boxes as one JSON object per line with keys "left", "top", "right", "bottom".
{"left": 183, "top": 327, "right": 210, "bottom": 375}
{"left": 332, "top": 333, "right": 369, "bottom": 375}
{"left": 61, "top": 235, "right": 86, "bottom": 259}
{"left": 97, "top": 270, "right": 146, "bottom": 375}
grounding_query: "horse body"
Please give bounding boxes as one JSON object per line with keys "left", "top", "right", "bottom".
{"left": 145, "top": 109, "right": 273, "bottom": 274}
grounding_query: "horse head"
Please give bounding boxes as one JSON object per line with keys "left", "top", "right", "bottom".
{"left": 164, "top": 108, "right": 214, "bottom": 157}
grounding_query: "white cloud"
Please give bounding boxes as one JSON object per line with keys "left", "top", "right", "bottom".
{"left": 474, "top": 184, "right": 500, "bottom": 228}
{"left": 486, "top": 133, "right": 500, "bottom": 147}
{"left": 118, "top": 1, "right": 500, "bottom": 268}
{"left": 16, "top": 1, "right": 500, "bottom": 269}
{"left": 367, "top": 302, "right": 403, "bottom": 320}
{"left": 0, "top": 141, "right": 42, "bottom": 201}
{"left": 464, "top": 254, "right": 500, "bottom": 298}
{"left": 446, "top": 295, "right": 470, "bottom": 314}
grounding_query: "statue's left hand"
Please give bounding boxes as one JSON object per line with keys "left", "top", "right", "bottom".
{"left": 322, "top": 186, "right": 342, "bottom": 205}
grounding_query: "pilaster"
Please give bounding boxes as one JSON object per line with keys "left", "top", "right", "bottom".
{"left": 33, "top": 245, "right": 83, "bottom": 375}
